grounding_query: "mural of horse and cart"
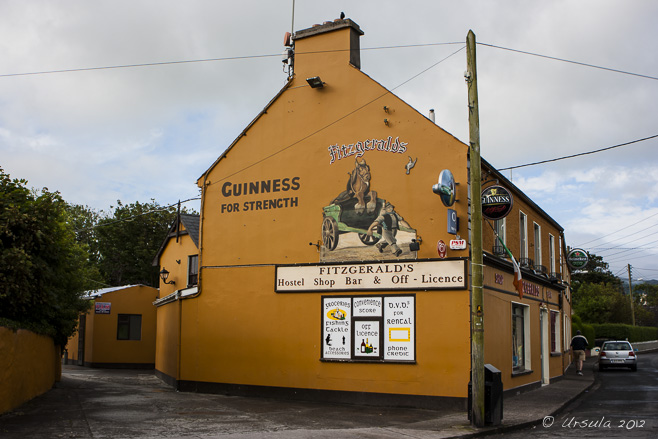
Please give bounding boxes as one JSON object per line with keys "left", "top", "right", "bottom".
{"left": 321, "top": 158, "right": 416, "bottom": 262}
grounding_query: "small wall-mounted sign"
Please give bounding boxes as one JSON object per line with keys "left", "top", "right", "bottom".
{"left": 481, "top": 185, "right": 513, "bottom": 220}
{"left": 95, "top": 302, "right": 111, "bottom": 314}
{"left": 450, "top": 239, "right": 467, "bottom": 250}
{"left": 437, "top": 240, "right": 447, "bottom": 259}
{"left": 447, "top": 209, "right": 459, "bottom": 234}
{"left": 566, "top": 248, "right": 589, "bottom": 270}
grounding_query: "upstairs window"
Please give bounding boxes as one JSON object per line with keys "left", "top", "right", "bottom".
{"left": 519, "top": 212, "right": 528, "bottom": 259}
{"left": 534, "top": 223, "right": 542, "bottom": 266}
{"left": 549, "top": 234, "right": 556, "bottom": 273}
{"left": 188, "top": 254, "right": 199, "bottom": 287}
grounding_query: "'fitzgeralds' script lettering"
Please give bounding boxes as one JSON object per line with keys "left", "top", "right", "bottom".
{"left": 328, "top": 136, "right": 408, "bottom": 164}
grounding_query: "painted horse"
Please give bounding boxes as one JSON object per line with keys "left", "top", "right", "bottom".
{"left": 331, "top": 158, "right": 377, "bottom": 214}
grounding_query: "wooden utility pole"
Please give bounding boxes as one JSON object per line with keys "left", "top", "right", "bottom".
{"left": 628, "top": 264, "right": 635, "bottom": 326}
{"left": 466, "top": 30, "right": 485, "bottom": 427}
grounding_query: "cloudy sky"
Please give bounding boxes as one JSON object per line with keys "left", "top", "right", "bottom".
{"left": 1, "top": 0, "right": 657, "bottom": 279}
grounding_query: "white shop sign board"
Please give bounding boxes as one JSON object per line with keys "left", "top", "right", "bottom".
{"left": 277, "top": 259, "right": 466, "bottom": 292}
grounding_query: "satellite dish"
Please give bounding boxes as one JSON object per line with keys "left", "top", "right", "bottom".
{"left": 432, "top": 169, "right": 456, "bottom": 207}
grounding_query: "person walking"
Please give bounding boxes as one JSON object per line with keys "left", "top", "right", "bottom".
{"left": 570, "top": 330, "right": 589, "bottom": 376}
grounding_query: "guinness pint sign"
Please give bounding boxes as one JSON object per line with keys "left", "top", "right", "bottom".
{"left": 481, "top": 185, "right": 513, "bottom": 220}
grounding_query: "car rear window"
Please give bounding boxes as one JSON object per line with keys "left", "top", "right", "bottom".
{"left": 603, "top": 343, "right": 631, "bottom": 351}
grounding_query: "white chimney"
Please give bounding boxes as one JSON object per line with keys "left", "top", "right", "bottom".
{"left": 429, "top": 109, "right": 436, "bottom": 123}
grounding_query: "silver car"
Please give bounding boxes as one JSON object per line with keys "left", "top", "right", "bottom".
{"left": 598, "top": 340, "right": 638, "bottom": 371}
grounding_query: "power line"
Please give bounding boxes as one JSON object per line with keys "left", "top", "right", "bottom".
{"left": 74, "top": 197, "right": 200, "bottom": 232}
{"left": 576, "top": 211, "right": 658, "bottom": 247}
{"left": 477, "top": 42, "right": 658, "bottom": 81}
{"left": 497, "top": 134, "right": 658, "bottom": 171}
{"left": 586, "top": 223, "right": 658, "bottom": 250}
{"left": 0, "top": 43, "right": 463, "bottom": 78}
{"left": 3, "top": 40, "right": 653, "bottom": 82}
{"left": 206, "top": 45, "right": 466, "bottom": 187}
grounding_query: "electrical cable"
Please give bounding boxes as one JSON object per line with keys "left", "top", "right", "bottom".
{"left": 477, "top": 42, "right": 658, "bottom": 81}
{"left": 74, "top": 196, "right": 200, "bottom": 232}
{"left": 206, "top": 45, "right": 466, "bottom": 187}
{"left": 576, "top": 211, "right": 658, "bottom": 247}
{"left": 0, "top": 42, "right": 464, "bottom": 78}
{"left": 497, "top": 134, "right": 658, "bottom": 171}
{"left": 583, "top": 222, "right": 658, "bottom": 248}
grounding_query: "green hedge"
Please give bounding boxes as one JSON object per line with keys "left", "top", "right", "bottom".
{"left": 0, "top": 318, "right": 56, "bottom": 339}
{"left": 591, "top": 323, "right": 658, "bottom": 343}
{"left": 570, "top": 316, "right": 595, "bottom": 349}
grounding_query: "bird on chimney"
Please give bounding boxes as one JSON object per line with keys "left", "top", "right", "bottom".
{"left": 340, "top": 12, "right": 345, "bottom": 19}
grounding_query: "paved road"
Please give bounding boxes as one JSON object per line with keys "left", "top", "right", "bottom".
{"left": 490, "top": 350, "right": 658, "bottom": 438}
{"left": 0, "top": 365, "right": 460, "bottom": 439}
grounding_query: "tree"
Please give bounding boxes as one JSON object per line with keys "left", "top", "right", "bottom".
{"left": 0, "top": 168, "right": 98, "bottom": 345}
{"left": 68, "top": 200, "right": 198, "bottom": 288}
{"left": 94, "top": 200, "right": 181, "bottom": 286}
{"left": 572, "top": 283, "right": 624, "bottom": 324}
{"left": 631, "top": 283, "right": 658, "bottom": 327}
{"left": 571, "top": 252, "right": 622, "bottom": 293}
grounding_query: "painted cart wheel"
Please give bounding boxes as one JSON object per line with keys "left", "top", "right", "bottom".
{"left": 358, "top": 230, "right": 381, "bottom": 246}
{"left": 322, "top": 216, "right": 339, "bottom": 251}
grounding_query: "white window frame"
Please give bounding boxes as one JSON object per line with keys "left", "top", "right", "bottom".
{"left": 494, "top": 218, "right": 506, "bottom": 255}
{"left": 550, "top": 310, "right": 561, "bottom": 353}
{"left": 187, "top": 254, "right": 199, "bottom": 287}
{"left": 512, "top": 302, "right": 531, "bottom": 372}
{"left": 533, "top": 222, "right": 542, "bottom": 266}
{"left": 548, "top": 234, "right": 555, "bottom": 273}
{"left": 519, "top": 211, "right": 528, "bottom": 259}
{"left": 564, "top": 312, "right": 571, "bottom": 353}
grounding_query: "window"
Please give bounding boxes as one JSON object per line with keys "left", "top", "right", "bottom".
{"left": 533, "top": 223, "right": 541, "bottom": 266}
{"left": 117, "top": 314, "right": 142, "bottom": 340}
{"left": 512, "top": 303, "right": 530, "bottom": 372}
{"left": 188, "top": 254, "right": 199, "bottom": 287}
{"left": 494, "top": 218, "right": 506, "bottom": 247}
{"left": 564, "top": 312, "right": 571, "bottom": 352}
{"left": 548, "top": 234, "right": 555, "bottom": 273}
{"left": 550, "top": 311, "right": 560, "bottom": 353}
{"left": 519, "top": 212, "right": 528, "bottom": 259}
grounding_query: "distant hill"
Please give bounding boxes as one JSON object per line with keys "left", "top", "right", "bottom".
{"left": 621, "top": 279, "right": 658, "bottom": 294}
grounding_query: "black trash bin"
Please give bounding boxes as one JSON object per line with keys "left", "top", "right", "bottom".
{"left": 467, "top": 363, "right": 503, "bottom": 426}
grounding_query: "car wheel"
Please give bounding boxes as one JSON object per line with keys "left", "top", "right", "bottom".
{"left": 598, "top": 364, "right": 605, "bottom": 371}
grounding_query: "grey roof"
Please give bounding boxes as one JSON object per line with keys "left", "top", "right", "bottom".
{"left": 152, "top": 214, "right": 200, "bottom": 266}
{"left": 179, "top": 214, "right": 200, "bottom": 248}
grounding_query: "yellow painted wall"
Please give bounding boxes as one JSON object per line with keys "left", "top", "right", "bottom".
{"left": 90, "top": 286, "right": 158, "bottom": 365}
{"left": 66, "top": 320, "right": 80, "bottom": 363}
{"left": 156, "top": 21, "right": 570, "bottom": 402}
{"left": 158, "top": 221, "right": 199, "bottom": 299}
{"left": 184, "top": 23, "right": 473, "bottom": 399}
{"left": 154, "top": 220, "right": 198, "bottom": 381}
{"left": 155, "top": 301, "right": 180, "bottom": 380}
{"left": 0, "top": 327, "right": 59, "bottom": 414}
{"left": 181, "top": 267, "right": 471, "bottom": 397}
{"left": 483, "top": 264, "right": 570, "bottom": 390}
{"left": 65, "top": 286, "right": 158, "bottom": 366}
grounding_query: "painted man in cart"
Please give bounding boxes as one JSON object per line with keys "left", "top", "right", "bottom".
{"left": 366, "top": 202, "right": 411, "bottom": 257}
